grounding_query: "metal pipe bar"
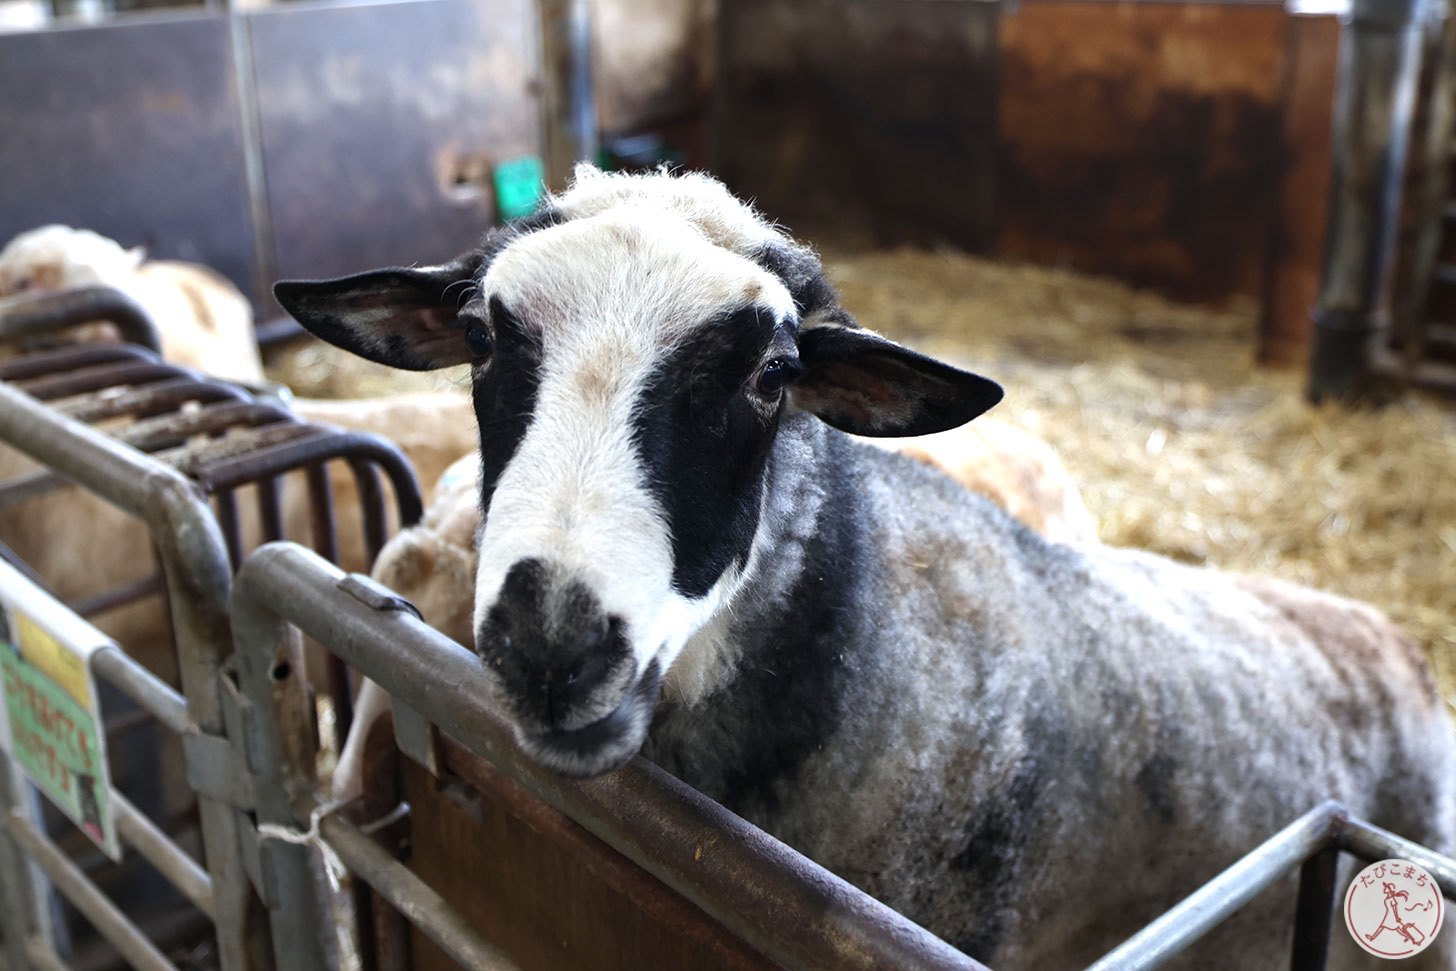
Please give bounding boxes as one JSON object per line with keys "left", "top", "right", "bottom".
{"left": 17, "top": 360, "right": 178, "bottom": 402}
{"left": 91, "top": 646, "right": 192, "bottom": 737}
{"left": 1337, "top": 815, "right": 1456, "bottom": 897}
{"left": 198, "top": 431, "right": 423, "bottom": 528}
{"left": 112, "top": 792, "right": 215, "bottom": 919}
{"left": 4, "top": 811, "right": 178, "bottom": 971}
{"left": 231, "top": 542, "right": 986, "bottom": 971}
{"left": 1309, "top": 0, "right": 1430, "bottom": 400}
{"left": 69, "top": 572, "right": 165, "bottom": 618}
{"left": 113, "top": 401, "right": 293, "bottom": 453}
{"left": 537, "top": 0, "right": 599, "bottom": 191}
{"left": 319, "top": 812, "right": 522, "bottom": 971}
{"left": 0, "top": 468, "right": 70, "bottom": 511}
{"left": 0, "top": 286, "right": 163, "bottom": 354}
{"left": 0, "top": 342, "right": 155, "bottom": 382}
{"left": 1085, "top": 802, "right": 1342, "bottom": 971}
{"left": 55, "top": 378, "right": 249, "bottom": 425}
{"left": 1289, "top": 845, "right": 1339, "bottom": 971}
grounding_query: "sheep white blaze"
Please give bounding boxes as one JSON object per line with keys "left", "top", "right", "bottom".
{"left": 466, "top": 211, "right": 798, "bottom": 773}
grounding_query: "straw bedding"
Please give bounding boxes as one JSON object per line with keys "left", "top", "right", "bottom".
{"left": 825, "top": 247, "right": 1455, "bottom": 713}
{"left": 266, "top": 247, "right": 1456, "bottom": 713}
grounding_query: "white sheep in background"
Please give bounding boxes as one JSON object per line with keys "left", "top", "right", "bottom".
{"left": 0, "top": 224, "right": 263, "bottom": 384}
{"left": 281, "top": 166, "right": 1454, "bottom": 970}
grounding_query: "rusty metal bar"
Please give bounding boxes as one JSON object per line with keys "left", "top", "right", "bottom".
{"left": 257, "top": 476, "right": 285, "bottom": 543}
{"left": 0, "top": 286, "right": 163, "bottom": 355}
{"left": 1309, "top": 0, "right": 1431, "bottom": 400}
{"left": 215, "top": 489, "right": 244, "bottom": 571}
{"left": 17, "top": 359, "right": 179, "bottom": 401}
{"left": 231, "top": 542, "right": 987, "bottom": 971}
{"left": 113, "top": 401, "right": 293, "bottom": 453}
{"left": 55, "top": 377, "right": 250, "bottom": 424}
{"left": 0, "top": 342, "right": 156, "bottom": 382}
{"left": 306, "top": 462, "right": 340, "bottom": 562}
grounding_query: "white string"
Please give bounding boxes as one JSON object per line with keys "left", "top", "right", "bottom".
{"left": 256, "top": 797, "right": 362, "bottom": 971}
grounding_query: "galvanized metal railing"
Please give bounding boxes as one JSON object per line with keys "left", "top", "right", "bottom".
{"left": 1087, "top": 801, "right": 1456, "bottom": 970}
{"left": 0, "top": 289, "right": 425, "bottom": 969}
{"left": 229, "top": 541, "right": 989, "bottom": 971}
{"left": 0, "top": 377, "right": 258, "bottom": 971}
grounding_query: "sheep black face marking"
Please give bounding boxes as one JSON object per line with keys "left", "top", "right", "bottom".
{"left": 272, "top": 167, "right": 1001, "bottom": 780}
{"left": 632, "top": 305, "right": 788, "bottom": 597}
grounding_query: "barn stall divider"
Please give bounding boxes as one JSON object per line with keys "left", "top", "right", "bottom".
{"left": 0, "top": 296, "right": 1453, "bottom": 969}
{"left": 0, "top": 287, "right": 423, "bottom": 969}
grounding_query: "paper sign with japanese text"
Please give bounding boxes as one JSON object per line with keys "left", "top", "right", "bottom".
{"left": 0, "top": 562, "right": 120, "bottom": 861}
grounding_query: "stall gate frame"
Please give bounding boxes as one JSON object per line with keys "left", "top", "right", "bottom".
{"left": 0, "top": 288, "right": 423, "bottom": 971}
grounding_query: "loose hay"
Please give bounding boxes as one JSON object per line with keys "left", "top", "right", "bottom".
{"left": 828, "top": 247, "right": 1456, "bottom": 713}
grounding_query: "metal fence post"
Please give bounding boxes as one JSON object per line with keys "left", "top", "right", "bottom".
{"left": 0, "top": 749, "right": 60, "bottom": 971}
{"left": 1290, "top": 844, "right": 1340, "bottom": 970}
{"left": 228, "top": 576, "right": 333, "bottom": 971}
{"left": 1309, "top": 0, "right": 1431, "bottom": 400}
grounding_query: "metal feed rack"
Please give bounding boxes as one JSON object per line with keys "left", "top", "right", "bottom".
{"left": 0, "top": 291, "right": 1454, "bottom": 971}
{"left": 0, "top": 287, "right": 423, "bottom": 970}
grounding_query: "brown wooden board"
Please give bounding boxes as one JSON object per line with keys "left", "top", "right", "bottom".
{"left": 716, "top": 0, "right": 1000, "bottom": 249}
{"left": 1259, "top": 13, "right": 1342, "bottom": 368}
{"left": 401, "top": 736, "right": 779, "bottom": 971}
{"left": 996, "top": 1, "right": 1289, "bottom": 303}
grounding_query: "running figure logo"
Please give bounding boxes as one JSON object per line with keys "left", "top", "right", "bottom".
{"left": 1345, "top": 859, "right": 1444, "bottom": 959}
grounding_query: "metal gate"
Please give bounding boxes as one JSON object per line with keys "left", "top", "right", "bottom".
{"left": 0, "top": 288, "right": 422, "bottom": 969}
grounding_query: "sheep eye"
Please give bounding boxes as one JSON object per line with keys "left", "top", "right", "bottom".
{"left": 463, "top": 319, "right": 493, "bottom": 359}
{"left": 752, "top": 357, "right": 800, "bottom": 397}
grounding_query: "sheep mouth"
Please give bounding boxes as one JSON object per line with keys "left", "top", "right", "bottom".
{"left": 516, "top": 659, "right": 663, "bottom": 778}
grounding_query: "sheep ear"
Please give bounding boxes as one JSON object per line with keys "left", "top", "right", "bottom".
{"left": 792, "top": 325, "right": 1003, "bottom": 437}
{"left": 125, "top": 246, "right": 147, "bottom": 269}
{"left": 273, "top": 255, "right": 480, "bottom": 371}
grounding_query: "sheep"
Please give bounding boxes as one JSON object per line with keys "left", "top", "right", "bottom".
{"left": 0, "top": 225, "right": 263, "bottom": 384}
{"left": 277, "top": 165, "right": 1456, "bottom": 970}
{"left": 333, "top": 418, "right": 1097, "bottom": 795}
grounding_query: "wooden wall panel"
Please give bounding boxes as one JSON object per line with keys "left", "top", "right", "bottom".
{"left": 996, "top": 1, "right": 1289, "bottom": 302}
{"left": 1259, "top": 13, "right": 1341, "bottom": 367}
{"left": 717, "top": 0, "right": 1000, "bottom": 249}
{"left": 402, "top": 740, "right": 778, "bottom": 971}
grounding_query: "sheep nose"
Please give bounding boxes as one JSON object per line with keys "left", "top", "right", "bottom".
{"left": 478, "top": 558, "right": 630, "bottom": 727}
